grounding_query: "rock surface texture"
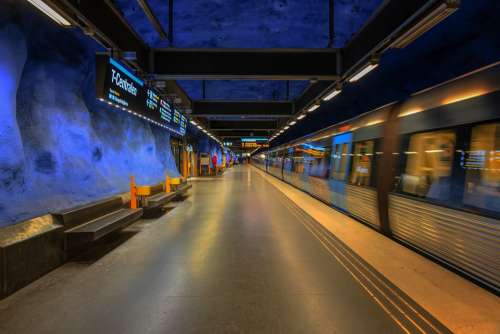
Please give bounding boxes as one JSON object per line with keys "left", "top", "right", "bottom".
{"left": 0, "top": 2, "right": 180, "bottom": 226}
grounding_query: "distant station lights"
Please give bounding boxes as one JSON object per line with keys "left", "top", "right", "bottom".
{"left": 307, "top": 103, "right": 320, "bottom": 112}
{"left": 271, "top": 55, "right": 382, "bottom": 142}
{"left": 271, "top": 0, "right": 452, "bottom": 143}
{"left": 190, "top": 119, "right": 222, "bottom": 145}
{"left": 26, "top": 0, "right": 72, "bottom": 26}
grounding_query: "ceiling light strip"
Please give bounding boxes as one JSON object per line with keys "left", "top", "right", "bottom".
{"left": 26, "top": 0, "right": 71, "bottom": 26}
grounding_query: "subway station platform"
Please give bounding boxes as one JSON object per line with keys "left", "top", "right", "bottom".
{"left": 0, "top": 166, "right": 498, "bottom": 334}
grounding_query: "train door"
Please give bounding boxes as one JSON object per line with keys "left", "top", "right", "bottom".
{"left": 283, "top": 147, "right": 294, "bottom": 183}
{"left": 329, "top": 132, "right": 353, "bottom": 210}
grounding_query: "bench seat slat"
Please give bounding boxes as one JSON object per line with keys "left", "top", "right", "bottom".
{"left": 176, "top": 183, "right": 192, "bottom": 194}
{"left": 65, "top": 208, "right": 142, "bottom": 242}
{"left": 147, "top": 192, "right": 177, "bottom": 207}
{"left": 53, "top": 197, "right": 123, "bottom": 229}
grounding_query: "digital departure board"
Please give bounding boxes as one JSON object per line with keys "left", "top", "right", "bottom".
{"left": 96, "top": 55, "right": 187, "bottom": 136}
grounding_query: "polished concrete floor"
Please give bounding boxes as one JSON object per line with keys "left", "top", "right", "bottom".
{"left": 0, "top": 166, "right": 409, "bottom": 333}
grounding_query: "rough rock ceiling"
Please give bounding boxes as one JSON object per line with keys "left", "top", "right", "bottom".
{"left": 114, "top": 0, "right": 383, "bottom": 101}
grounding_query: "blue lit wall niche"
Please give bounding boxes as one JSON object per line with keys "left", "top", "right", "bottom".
{"left": 195, "top": 131, "right": 223, "bottom": 168}
{"left": 0, "top": 1, "right": 181, "bottom": 226}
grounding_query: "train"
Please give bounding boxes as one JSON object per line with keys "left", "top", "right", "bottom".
{"left": 253, "top": 62, "right": 500, "bottom": 292}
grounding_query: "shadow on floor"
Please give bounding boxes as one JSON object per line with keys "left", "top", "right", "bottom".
{"left": 69, "top": 230, "right": 139, "bottom": 264}
{"left": 142, "top": 206, "right": 176, "bottom": 219}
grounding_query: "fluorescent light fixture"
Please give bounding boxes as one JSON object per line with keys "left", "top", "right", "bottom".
{"left": 289, "top": 121, "right": 297, "bottom": 126}
{"left": 297, "top": 114, "right": 306, "bottom": 120}
{"left": 323, "top": 88, "right": 342, "bottom": 101}
{"left": 190, "top": 120, "right": 197, "bottom": 125}
{"left": 391, "top": 1, "right": 459, "bottom": 49}
{"left": 197, "top": 125, "right": 203, "bottom": 129}
{"left": 307, "top": 104, "right": 320, "bottom": 112}
{"left": 284, "top": 126, "right": 290, "bottom": 130}
{"left": 27, "top": 0, "right": 71, "bottom": 26}
{"left": 349, "top": 61, "right": 379, "bottom": 83}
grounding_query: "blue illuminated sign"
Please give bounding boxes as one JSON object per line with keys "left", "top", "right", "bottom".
{"left": 96, "top": 55, "right": 187, "bottom": 136}
{"left": 241, "top": 137, "right": 268, "bottom": 142}
{"left": 109, "top": 58, "right": 144, "bottom": 86}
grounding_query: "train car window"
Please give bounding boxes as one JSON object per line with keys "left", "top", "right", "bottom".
{"left": 293, "top": 147, "right": 304, "bottom": 173}
{"left": 349, "top": 141, "right": 374, "bottom": 186}
{"left": 330, "top": 144, "right": 340, "bottom": 179}
{"left": 399, "top": 130, "right": 456, "bottom": 201}
{"left": 463, "top": 122, "right": 500, "bottom": 213}
{"left": 283, "top": 148, "right": 294, "bottom": 173}
{"left": 331, "top": 143, "right": 349, "bottom": 181}
{"left": 268, "top": 151, "right": 282, "bottom": 173}
{"left": 305, "top": 144, "right": 331, "bottom": 179}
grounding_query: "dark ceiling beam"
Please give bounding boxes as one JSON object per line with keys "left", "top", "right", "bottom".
{"left": 213, "top": 130, "right": 271, "bottom": 138}
{"left": 210, "top": 121, "right": 277, "bottom": 131}
{"left": 151, "top": 48, "right": 339, "bottom": 80}
{"left": 192, "top": 101, "right": 293, "bottom": 118}
{"left": 342, "top": 0, "right": 458, "bottom": 75}
{"left": 136, "top": 0, "right": 168, "bottom": 40}
{"left": 50, "top": 0, "right": 149, "bottom": 69}
{"left": 294, "top": 0, "right": 459, "bottom": 113}
{"left": 48, "top": 0, "right": 192, "bottom": 108}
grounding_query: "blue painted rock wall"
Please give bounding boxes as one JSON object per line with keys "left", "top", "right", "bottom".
{"left": 0, "top": 3, "right": 180, "bottom": 226}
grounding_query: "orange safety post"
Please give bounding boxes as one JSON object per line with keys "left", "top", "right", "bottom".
{"left": 130, "top": 176, "right": 137, "bottom": 209}
{"left": 182, "top": 151, "right": 189, "bottom": 177}
{"left": 165, "top": 175, "right": 171, "bottom": 193}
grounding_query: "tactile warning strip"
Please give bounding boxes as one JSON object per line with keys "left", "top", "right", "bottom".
{"left": 274, "top": 186, "right": 452, "bottom": 334}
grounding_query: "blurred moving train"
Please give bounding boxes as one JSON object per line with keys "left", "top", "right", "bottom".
{"left": 253, "top": 62, "right": 500, "bottom": 292}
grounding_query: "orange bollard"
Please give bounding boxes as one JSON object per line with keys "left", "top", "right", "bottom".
{"left": 130, "top": 176, "right": 137, "bottom": 209}
{"left": 165, "top": 175, "right": 171, "bottom": 193}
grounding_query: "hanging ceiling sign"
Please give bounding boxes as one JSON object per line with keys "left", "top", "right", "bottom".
{"left": 242, "top": 142, "right": 269, "bottom": 149}
{"left": 96, "top": 55, "right": 187, "bottom": 136}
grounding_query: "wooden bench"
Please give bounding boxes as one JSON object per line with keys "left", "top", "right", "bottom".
{"left": 53, "top": 197, "right": 143, "bottom": 249}
{"left": 129, "top": 176, "right": 192, "bottom": 217}
{"left": 170, "top": 177, "right": 192, "bottom": 197}
{"left": 136, "top": 184, "right": 177, "bottom": 214}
